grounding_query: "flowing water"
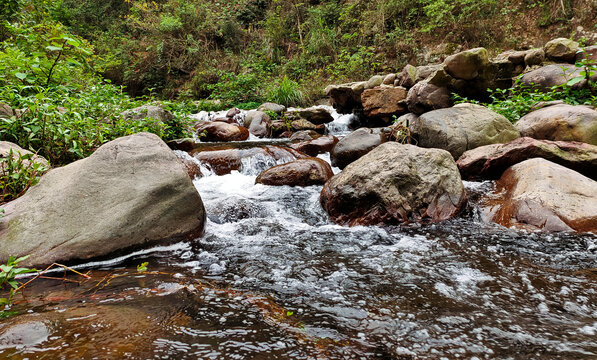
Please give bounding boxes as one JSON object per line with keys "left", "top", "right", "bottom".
{"left": 0, "top": 112, "right": 596, "bottom": 359}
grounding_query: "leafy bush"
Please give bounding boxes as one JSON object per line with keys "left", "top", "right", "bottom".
{"left": 265, "top": 76, "right": 305, "bottom": 107}
{"left": 0, "top": 255, "right": 37, "bottom": 307}
{"left": 0, "top": 149, "right": 48, "bottom": 204}
{"left": 454, "top": 78, "right": 596, "bottom": 123}
{"left": 0, "top": 84, "right": 193, "bottom": 165}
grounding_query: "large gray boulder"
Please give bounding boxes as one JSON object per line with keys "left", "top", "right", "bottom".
{"left": 0, "top": 103, "right": 13, "bottom": 118}
{"left": 515, "top": 104, "right": 597, "bottom": 145}
{"left": 321, "top": 143, "right": 467, "bottom": 226}
{"left": 410, "top": 103, "right": 520, "bottom": 159}
{"left": 480, "top": 158, "right": 597, "bottom": 233}
{"left": 0, "top": 133, "right": 206, "bottom": 266}
{"left": 244, "top": 110, "right": 271, "bottom": 138}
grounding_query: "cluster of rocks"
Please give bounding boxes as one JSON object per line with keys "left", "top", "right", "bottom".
{"left": 325, "top": 38, "right": 596, "bottom": 127}
{"left": 191, "top": 103, "right": 334, "bottom": 142}
{"left": 1, "top": 38, "right": 596, "bottom": 268}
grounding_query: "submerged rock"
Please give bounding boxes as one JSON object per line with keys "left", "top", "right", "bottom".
{"left": 515, "top": 104, "right": 597, "bottom": 145}
{"left": 457, "top": 137, "right": 597, "bottom": 181}
{"left": 480, "top": 158, "right": 597, "bottom": 233}
{"left": 0, "top": 133, "right": 206, "bottom": 266}
{"left": 321, "top": 143, "right": 467, "bottom": 226}
{"left": 330, "top": 128, "right": 387, "bottom": 169}
{"left": 256, "top": 158, "right": 333, "bottom": 187}
{"left": 410, "top": 103, "right": 520, "bottom": 159}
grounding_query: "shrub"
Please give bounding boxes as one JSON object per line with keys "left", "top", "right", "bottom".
{"left": 0, "top": 149, "right": 48, "bottom": 204}
{"left": 265, "top": 76, "right": 305, "bottom": 107}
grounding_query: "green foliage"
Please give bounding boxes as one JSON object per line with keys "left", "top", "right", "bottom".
{"left": 0, "top": 84, "right": 193, "bottom": 165}
{"left": 137, "top": 262, "right": 148, "bottom": 272}
{"left": 0, "top": 149, "right": 48, "bottom": 204}
{"left": 206, "top": 70, "right": 265, "bottom": 105}
{"left": 453, "top": 80, "right": 596, "bottom": 123}
{"left": 265, "top": 77, "right": 305, "bottom": 107}
{"left": 0, "top": 255, "right": 37, "bottom": 307}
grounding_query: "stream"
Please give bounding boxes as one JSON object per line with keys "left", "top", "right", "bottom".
{"left": 0, "top": 107, "right": 596, "bottom": 359}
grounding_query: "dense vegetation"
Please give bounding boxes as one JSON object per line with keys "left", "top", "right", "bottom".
{"left": 38, "top": 0, "right": 597, "bottom": 100}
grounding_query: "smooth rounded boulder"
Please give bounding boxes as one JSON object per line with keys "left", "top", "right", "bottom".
{"left": 321, "top": 143, "right": 467, "bottom": 226}
{"left": 515, "top": 104, "right": 597, "bottom": 145}
{"left": 518, "top": 64, "right": 590, "bottom": 91}
{"left": 480, "top": 158, "right": 597, "bottom": 233}
{"left": 244, "top": 111, "right": 271, "bottom": 138}
{"left": 330, "top": 128, "right": 387, "bottom": 169}
{"left": 195, "top": 121, "right": 250, "bottom": 142}
{"left": 256, "top": 158, "right": 333, "bottom": 186}
{"left": 0, "top": 133, "right": 206, "bottom": 267}
{"left": 457, "top": 137, "right": 597, "bottom": 181}
{"left": 293, "top": 107, "right": 334, "bottom": 125}
{"left": 410, "top": 103, "right": 520, "bottom": 159}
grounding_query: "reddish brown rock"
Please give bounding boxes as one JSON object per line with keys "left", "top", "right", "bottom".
{"left": 361, "top": 87, "right": 408, "bottom": 119}
{"left": 195, "top": 121, "right": 249, "bottom": 142}
{"left": 290, "top": 136, "right": 339, "bottom": 157}
{"left": 191, "top": 145, "right": 307, "bottom": 175}
{"left": 480, "top": 158, "right": 597, "bottom": 233}
{"left": 321, "top": 143, "right": 467, "bottom": 226}
{"left": 457, "top": 137, "right": 597, "bottom": 181}
{"left": 515, "top": 104, "right": 597, "bottom": 145}
{"left": 179, "top": 157, "right": 203, "bottom": 179}
{"left": 256, "top": 158, "right": 333, "bottom": 186}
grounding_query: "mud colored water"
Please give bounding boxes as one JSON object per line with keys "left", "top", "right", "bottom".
{"left": 1, "top": 149, "right": 596, "bottom": 359}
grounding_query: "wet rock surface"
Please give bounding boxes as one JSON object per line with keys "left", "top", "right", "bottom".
{"left": 191, "top": 145, "right": 306, "bottom": 175}
{"left": 290, "top": 135, "right": 338, "bottom": 157}
{"left": 480, "top": 158, "right": 597, "bottom": 233}
{"left": 195, "top": 121, "right": 250, "bottom": 142}
{"left": 321, "top": 143, "right": 467, "bottom": 226}
{"left": 256, "top": 157, "right": 333, "bottom": 186}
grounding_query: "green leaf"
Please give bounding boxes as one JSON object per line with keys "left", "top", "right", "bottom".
{"left": 8, "top": 280, "right": 18, "bottom": 289}
{"left": 45, "top": 45, "right": 63, "bottom": 52}
{"left": 14, "top": 72, "right": 27, "bottom": 80}
{"left": 566, "top": 77, "right": 585, "bottom": 86}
